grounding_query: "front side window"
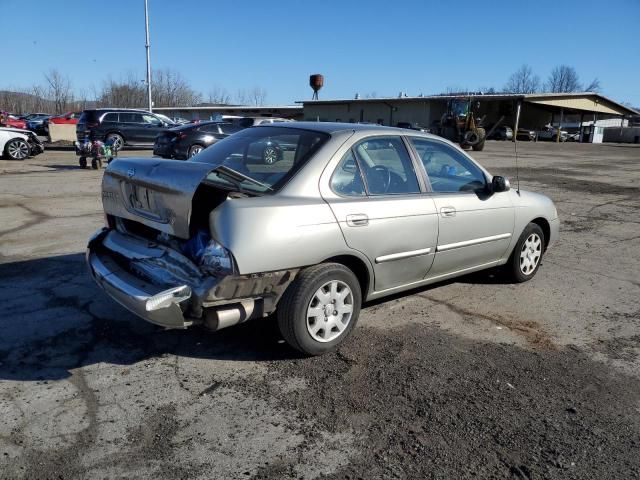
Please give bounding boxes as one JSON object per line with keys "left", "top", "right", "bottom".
{"left": 409, "top": 137, "right": 486, "bottom": 193}
{"left": 192, "top": 127, "right": 329, "bottom": 194}
{"left": 352, "top": 136, "right": 420, "bottom": 195}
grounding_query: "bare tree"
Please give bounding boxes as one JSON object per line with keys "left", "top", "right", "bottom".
{"left": 504, "top": 65, "right": 540, "bottom": 94}
{"left": 545, "top": 65, "right": 582, "bottom": 93}
{"left": 99, "top": 73, "right": 146, "bottom": 108}
{"left": 249, "top": 87, "right": 267, "bottom": 106}
{"left": 236, "top": 87, "right": 267, "bottom": 106}
{"left": 152, "top": 68, "right": 201, "bottom": 107}
{"left": 207, "top": 86, "right": 231, "bottom": 104}
{"left": 584, "top": 78, "right": 602, "bottom": 92}
{"left": 44, "top": 69, "right": 73, "bottom": 114}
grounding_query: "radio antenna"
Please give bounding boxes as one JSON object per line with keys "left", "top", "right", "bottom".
{"left": 513, "top": 138, "right": 521, "bottom": 194}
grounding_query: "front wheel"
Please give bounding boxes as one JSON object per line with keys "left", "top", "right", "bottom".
{"left": 508, "top": 223, "right": 545, "bottom": 282}
{"left": 5, "top": 139, "right": 30, "bottom": 160}
{"left": 277, "top": 263, "right": 361, "bottom": 355}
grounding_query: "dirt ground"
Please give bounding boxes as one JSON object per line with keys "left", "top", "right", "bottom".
{"left": 1, "top": 141, "right": 639, "bottom": 479}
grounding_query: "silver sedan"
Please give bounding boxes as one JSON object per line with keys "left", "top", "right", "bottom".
{"left": 87, "top": 122, "right": 559, "bottom": 355}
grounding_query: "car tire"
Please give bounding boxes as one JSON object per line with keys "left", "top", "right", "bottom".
{"left": 79, "top": 156, "right": 87, "bottom": 168}
{"left": 188, "top": 144, "right": 204, "bottom": 158}
{"left": 507, "top": 223, "right": 545, "bottom": 283}
{"left": 277, "top": 263, "right": 362, "bottom": 356}
{"left": 5, "top": 138, "right": 30, "bottom": 160}
{"left": 105, "top": 133, "right": 124, "bottom": 151}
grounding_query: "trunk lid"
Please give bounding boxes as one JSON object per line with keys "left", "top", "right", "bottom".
{"left": 102, "top": 158, "right": 217, "bottom": 239}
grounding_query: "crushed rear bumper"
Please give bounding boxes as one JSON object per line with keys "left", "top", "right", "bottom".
{"left": 86, "top": 228, "right": 298, "bottom": 330}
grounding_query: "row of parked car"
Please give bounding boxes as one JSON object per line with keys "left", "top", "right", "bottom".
{"left": 73, "top": 108, "right": 293, "bottom": 164}
{"left": 0, "top": 111, "right": 83, "bottom": 135}
{"left": 486, "top": 125, "right": 580, "bottom": 142}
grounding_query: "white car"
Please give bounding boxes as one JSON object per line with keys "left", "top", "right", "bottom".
{"left": 0, "top": 127, "right": 44, "bottom": 160}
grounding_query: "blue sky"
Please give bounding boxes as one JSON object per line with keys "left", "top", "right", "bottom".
{"left": 1, "top": 0, "right": 638, "bottom": 105}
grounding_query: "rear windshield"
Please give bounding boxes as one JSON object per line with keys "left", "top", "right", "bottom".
{"left": 78, "top": 110, "right": 99, "bottom": 123}
{"left": 190, "top": 126, "right": 329, "bottom": 194}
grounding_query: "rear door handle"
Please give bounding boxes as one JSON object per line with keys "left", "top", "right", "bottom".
{"left": 440, "top": 206, "right": 456, "bottom": 217}
{"left": 346, "top": 214, "right": 369, "bottom": 227}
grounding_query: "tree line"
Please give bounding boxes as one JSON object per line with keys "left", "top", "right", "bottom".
{"left": 0, "top": 68, "right": 268, "bottom": 115}
{"left": 503, "top": 64, "right": 601, "bottom": 94}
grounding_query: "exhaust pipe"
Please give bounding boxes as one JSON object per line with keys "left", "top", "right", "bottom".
{"left": 204, "top": 299, "right": 262, "bottom": 331}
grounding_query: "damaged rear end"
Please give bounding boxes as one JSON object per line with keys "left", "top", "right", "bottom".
{"left": 87, "top": 157, "right": 297, "bottom": 331}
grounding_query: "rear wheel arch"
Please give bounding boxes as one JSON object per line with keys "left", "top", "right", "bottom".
{"left": 322, "top": 254, "right": 372, "bottom": 300}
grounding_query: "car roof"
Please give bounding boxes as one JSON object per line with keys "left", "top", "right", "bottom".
{"left": 254, "top": 121, "right": 439, "bottom": 138}
{"left": 87, "top": 108, "right": 155, "bottom": 113}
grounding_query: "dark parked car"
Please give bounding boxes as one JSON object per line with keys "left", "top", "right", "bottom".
{"left": 516, "top": 128, "right": 537, "bottom": 141}
{"left": 26, "top": 114, "right": 52, "bottom": 135}
{"left": 154, "top": 121, "right": 243, "bottom": 159}
{"left": 487, "top": 125, "right": 514, "bottom": 140}
{"left": 76, "top": 109, "right": 176, "bottom": 150}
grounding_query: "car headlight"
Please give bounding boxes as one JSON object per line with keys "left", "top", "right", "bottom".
{"left": 199, "top": 239, "right": 235, "bottom": 276}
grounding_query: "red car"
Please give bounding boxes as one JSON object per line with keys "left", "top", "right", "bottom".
{"left": 0, "top": 113, "right": 27, "bottom": 129}
{"left": 48, "top": 111, "right": 82, "bottom": 125}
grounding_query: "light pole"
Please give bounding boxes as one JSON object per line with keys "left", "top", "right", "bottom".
{"left": 144, "top": 0, "right": 152, "bottom": 112}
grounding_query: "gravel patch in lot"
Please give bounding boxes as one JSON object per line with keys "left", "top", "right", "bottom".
{"left": 1, "top": 142, "right": 639, "bottom": 479}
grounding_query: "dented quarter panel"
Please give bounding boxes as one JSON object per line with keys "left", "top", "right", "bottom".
{"left": 209, "top": 195, "right": 356, "bottom": 275}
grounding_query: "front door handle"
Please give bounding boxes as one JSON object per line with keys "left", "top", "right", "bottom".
{"left": 440, "top": 206, "right": 456, "bottom": 217}
{"left": 346, "top": 214, "right": 369, "bottom": 227}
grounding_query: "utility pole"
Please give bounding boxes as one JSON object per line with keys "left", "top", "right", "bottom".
{"left": 144, "top": 0, "right": 153, "bottom": 112}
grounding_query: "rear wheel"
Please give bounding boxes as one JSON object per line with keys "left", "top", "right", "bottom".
{"left": 79, "top": 156, "right": 87, "bottom": 168}
{"left": 508, "top": 223, "right": 545, "bottom": 282}
{"left": 105, "top": 133, "right": 124, "bottom": 151}
{"left": 188, "top": 144, "right": 204, "bottom": 158}
{"left": 262, "top": 145, "right": 279, "bottom": 164}
{"left": 277, "top": 263, "right": 361, "bottom": 356}
{"left": 5, "top": 139, "right": 30, "bottom": 160}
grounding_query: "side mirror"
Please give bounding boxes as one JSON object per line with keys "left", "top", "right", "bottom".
{"left": 491, "top": 175, "right": 510, "bottom": 193}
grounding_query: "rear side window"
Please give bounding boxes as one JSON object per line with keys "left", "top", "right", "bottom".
{"left": 220, "top": 124, "right": 242, "bottom": 135}
{"left": 198, "top": 124, "right": 222, "bottom": 134}
{"left": 352, "top": 136, "right": 421, "bottom": 195}
{"left": 331, "top": 150, "right": 366, "bottom": 197}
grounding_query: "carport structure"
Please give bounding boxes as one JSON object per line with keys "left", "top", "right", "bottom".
{"left": 301, "top": 92, "right": 636, "bottom": 143}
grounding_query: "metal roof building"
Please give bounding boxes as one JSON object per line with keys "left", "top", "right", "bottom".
{"left": 153, "top": 104, "right": 303, "bottom": 121}
{"left": 300, "top": 92, "right": 637, "bottom": 143}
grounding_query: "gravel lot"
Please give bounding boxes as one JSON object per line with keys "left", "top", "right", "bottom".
{"left": 1, "top": 141, "right": 639, "bottom": 479}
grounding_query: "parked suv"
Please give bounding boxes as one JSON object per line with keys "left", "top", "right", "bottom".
{"left": 76, "top": 109, "right": 176, "bottom": 150}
